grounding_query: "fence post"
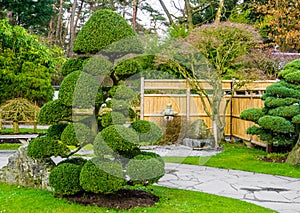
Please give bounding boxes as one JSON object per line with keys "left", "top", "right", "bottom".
{"left": 186, "top": 81, "right": 190, "bottom": 124}
{"left": 34, "top": 102, "right": 37, "bottom": 133}
{"left": 140, "top": 77, "right": 144, "bottom": 120}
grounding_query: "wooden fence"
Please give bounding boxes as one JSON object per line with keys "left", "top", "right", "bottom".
{"left": 140, "top": 78, "right": 278, "bottom": 147}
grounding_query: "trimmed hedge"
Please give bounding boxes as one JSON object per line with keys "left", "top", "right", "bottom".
{"left": 27, "top": 136, "right": 69, "bottom": 159}
{"left": 49, "top": 163, "right": 82, "bottom": 195}
{"left": 114, "top": 59, "right": 142, "bottom": 80}
{"left": 130, "top": 120, "right": 163, "bottom": 144}
{"left": 79, "top": 158, "right": 125, "bottom": 194}
{"left": 126, "top": 152, "right": 165, "bottom": 185}
{"left": 59, "top": 71, "right": 103, "bottom": 108}
{"left": 264, "top": 97, "right": 299, "bottom": 108}
{"left": 96, "top": 125, "right": 141, "bottom": 159}
{"left": 61, "top": 123, "right": 94, "bottom": 147}
{"left": 83, "top": 57, "right": 113, "bottom": 77}
{"left": 268, "top": 105, "right": 300, "bottom": 118}
{"left": 57, "top": 157, "right": 88, "bottom": 167}
{"left": 240, "top": 108, "right": 264, "bottom": 123}
{"left": 258, "top": 116, "right": 294, "bottom": 134}
{"left": 108, "top": 85, "right": 136, "bottom": 100}
{"left": 73, "top": 9, "right": 142, "bottom": 54}
{"left": 61, "top": 57, "right": 88, "bottom": 76}
{"left": 46, "top": 123, "right": 68, "bottom": 140}
{"left": 38, "top": 100, "right": 72, "bottom": 125}
{"left": 101, "top": 111, "right": 126, "bottom": 128}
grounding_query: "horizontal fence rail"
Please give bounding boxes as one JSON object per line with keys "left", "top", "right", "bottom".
{"left": 140, "top": 78, "right": 278, "bottom": 147}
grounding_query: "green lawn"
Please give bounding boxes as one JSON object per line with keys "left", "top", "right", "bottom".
{"left": 0, "top": 128, "right": 47, "bottom": 134}
{"left": 0, "top": 143, "right": 22, "bottom": 150}
{"left": 0, "top": 182, "right": 275, "bottom": 213}
{"left": 163, "top": 143, "right": 300, "bottom": 178}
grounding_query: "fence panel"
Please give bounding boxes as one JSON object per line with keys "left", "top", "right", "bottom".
{"left": 140, "top": 78, "right": 277, "bottom": 147}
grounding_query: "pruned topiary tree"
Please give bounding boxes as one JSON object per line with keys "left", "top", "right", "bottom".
{"left": 28, "top": 9, "right": 165, "bottom": 200}
{"left": 240, "top": 59, "right": 300, "bottom": 154}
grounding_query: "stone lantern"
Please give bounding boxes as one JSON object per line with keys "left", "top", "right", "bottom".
{"left": 161, "top": 103, "right": 178, "bottom": 121}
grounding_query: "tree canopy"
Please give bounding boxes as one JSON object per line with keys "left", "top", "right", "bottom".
{"left": 0, "top": 19, "right": 65, "bottom": 106}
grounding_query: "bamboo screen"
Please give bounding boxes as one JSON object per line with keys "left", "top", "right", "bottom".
{"left": 140, "top": 78, "right": 277, "bottom": 147}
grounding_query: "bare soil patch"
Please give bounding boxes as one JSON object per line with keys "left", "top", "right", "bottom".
{"left": 58, "top": 189, "right": 159, "bottom": 210}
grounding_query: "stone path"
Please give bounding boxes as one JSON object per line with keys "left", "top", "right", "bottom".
{"left": 159, "top": 163, "right": 300, "bottom": 213}
{"left": 1, "top": 149, "right": 300, "bottom": 213}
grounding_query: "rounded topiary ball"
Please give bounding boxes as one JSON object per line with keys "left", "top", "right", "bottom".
{"left": 61, "top": 123, "right": 94, "bottom": 147}
{"left": 59, "top": 71, "right": 103, "bottom": 108}
{"left": 27, "top": 136, "right": 69, "bottom": 159}
{"left": 57, "top": 157, "right": 88, "bottom": 167}
{"left": 49, "top": 163, "right": 82, "bottom": 195}
{"left": 83, "top": 57, "right": 113, "bottom": 77}
{"left": 61, "top": 57, "right": 88, "bottom": 76}
{"left": 46, "top": 123, "right": 68, "bottom": 140}
{"left": 108, "top": 85, "right": 136, "bottom": 100}
{"left": 73, "top": 9, "right": 141, "bottom": 54}
{"left": 101, "top": 111, "right": 126, "bottom": 128}
{"left": 95, "top": 125, "right": 141, "bottom": 159}
{"left": 38, "top": 100, "right": 72, "bottom": 125}
{"left": 126, "top": 152, "right": 165, "bottom": 185}
{"left": 130, "top": 120, "right": 163, "bottom": 144}
{"left": 79, "top": 158, "right": 125, "bottom": 194}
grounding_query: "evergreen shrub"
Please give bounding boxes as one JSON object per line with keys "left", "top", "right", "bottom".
{"left": 126, "top": 152, "right": 165, "bottom": 185}
{"left": 97, "top": 125, "right": 140, "bottom": 159}
{"left": 130, "top": 120, "right": 163, "bottom": 144}
{"left": 38, "top": 100, "right": 72, "bottom": 125}
{"left": 101, "top": 111, "right": 126, "bottom": 128}
{"left": 49, "top": 163, "right": 82, "bottom": 195}
{"left": 79, "top": 158, "right": 125, "bottom": 194}
{"left": 61, "top": 123, "right": 94, "bottom": 147}
{"left": 27, "top": 136, "right": 69, "bottom": 159}
{"left": 46, "top": 123, "right": 68, "bottom": 140}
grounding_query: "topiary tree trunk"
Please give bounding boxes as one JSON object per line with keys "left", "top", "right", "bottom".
{"left": 286, "top": 134, "right": 300, "bottom": 166}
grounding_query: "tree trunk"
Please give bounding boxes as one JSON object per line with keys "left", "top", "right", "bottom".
{"left": 68, "top": 0, "right": 77, "bottom": 57}
{"left": 286, "top": 135, "right": 300, "bottom": 166}
{"left": 215, "top": 0, "right": 224, "bottom": 23}
{"left": 158, "top": 0, "right": 174, "bottom": 25}
{"left": 185, "top": 0, "right": 194, "bottom": 30}
{"left": 55, "top": 0, "right": 63, "bottom": 44}
{"left": 132, "top": 0, "right": 138, "bottom": 31}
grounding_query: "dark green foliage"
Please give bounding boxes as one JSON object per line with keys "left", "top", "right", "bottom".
{"left": 27, "top": 136, "right": 69, "bottom": 159}
{"left": 83, "top": 57, "right": 113, "bottom": 76}
{"left": 101, "top": 112, "right": 126, "bottom": 128}
{"left": 0, "top": 19, "right": 63, "bottom": 105}
{"left": 242, "top": 59, "right": 300, "bottom": 147}
{"left": 61, "top": 57, "right": 87, "bottom": 76}
{"left": 130, "top": 120, "right": 163, "bottom": 144}
{"left": 264, "top": 97, "right": 299, "bottom": 108}
{"left": 73, "top": 9, "right": 142, "bottom": 55}
{"left": 49, "top": 163, "right": 82, "bottom": 195}
{"left": 109, "top": 85, "right": 136, "bottom": 100}
{"left": 246, "top": 126, "right": 262, "bottom": 135}
{"left": 284, "top": 71, "right": 300, "bottom": 84}
{"left": 111, "top": 99, "right": 130, "bottom": 113}
{"left": 38, "top": 100, "right": 72, "bottom": 125}
{"left": 265, "top": 83, "right": 300, "bottom": 99}
{"left": 59, "top": 71, "right": 103, "bottom": 108}
{"left": 240, "top": 108, "right": 264, "bottom": 123}
{"left": 114, "top": 59, "right": 142, "bottom": 80}
{"left": 126, "top": 152, "right": 165, "bottom": 185}
{"left": 269, "top": 105, "right": 300, "bottom": 118}
{"left": 292, "top": 115, "right": 300, "bottom": 124}
{"left": 46, "top": 123, "right": 68, "bottom": 140}
{"left": 258, "top": 116, "right": 294, "bottom": 134}
{"left": 79, "top": 158, "right": 125, "bottom": 194}
{"left": 97, "top": 125, "right": 141, "bottom": 159}
{"left": 57, "top": 157, "right": 88, "bottom": 167}
{"left": 284, "top": 59, "right": 300, "bottom": 70}
{"left": 61, "top": 123, "right": 94, "bottom": 147}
